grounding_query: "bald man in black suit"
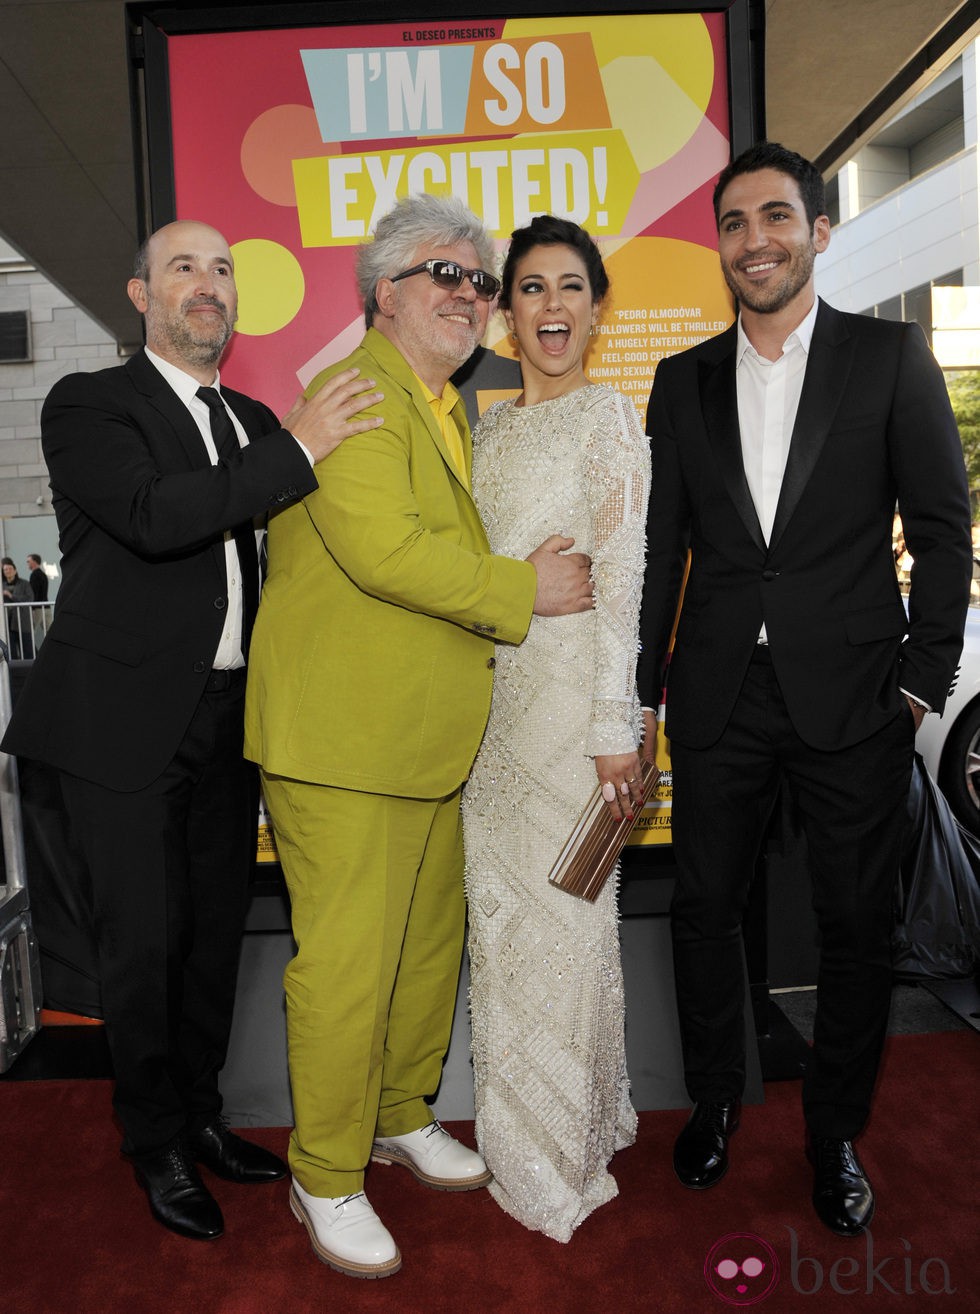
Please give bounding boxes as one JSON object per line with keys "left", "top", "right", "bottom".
{"left": 3, "top": 220, "right": 382, "bottom": 1240}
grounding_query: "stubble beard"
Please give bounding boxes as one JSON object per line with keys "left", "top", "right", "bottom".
{"left": 723, "top": 242, "right": 816, "bottom": 316}
{"left": 397, "top": 294, "right": 484, "bottom": 373}
{"left": 146, "top": 295, "right": 235, "bottom": 368}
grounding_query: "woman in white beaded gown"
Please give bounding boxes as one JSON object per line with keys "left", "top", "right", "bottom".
{"left": 463, "top": 215, "right": 651, "bottom": 1242}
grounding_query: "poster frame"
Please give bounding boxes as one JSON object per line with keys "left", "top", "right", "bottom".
{"left": 126, "top": 0, "right": 766, "bottom": 866}
{"left": 129, "top": 0, "right": 765, "bottom": 233}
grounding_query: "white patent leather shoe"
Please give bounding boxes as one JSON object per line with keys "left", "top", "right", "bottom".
{"left": 371, "top": 1120, "right": 493, "bottom": 1191}
{"left": 289, "top": 1180, "right": 401, "bottom": 1278}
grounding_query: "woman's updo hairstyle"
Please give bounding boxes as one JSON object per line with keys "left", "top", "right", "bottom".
{"left": 498, "top": 215, "right": 609, "bottom": 312}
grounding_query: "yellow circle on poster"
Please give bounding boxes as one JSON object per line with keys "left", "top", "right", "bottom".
{"left": 486, "top": 235, "right": 733, "bottom": 422}
{"left": 231, "top": 239, "right": 305, "bottom": 336}
{"left": 505, "top": 14, "right": 715, "bottom": 168}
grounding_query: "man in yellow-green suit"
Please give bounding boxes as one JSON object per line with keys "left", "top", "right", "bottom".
{"left": 245, "top": 195, "right": 594, "bottom": 1280}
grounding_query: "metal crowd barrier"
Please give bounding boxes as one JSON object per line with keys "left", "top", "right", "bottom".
{"left": 1, "top": 601, "right": 53, "bottom": 662}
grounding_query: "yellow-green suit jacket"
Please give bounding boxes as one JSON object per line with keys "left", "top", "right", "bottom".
{"left": 244, "top": 328, "right": 536, "bottom": 798}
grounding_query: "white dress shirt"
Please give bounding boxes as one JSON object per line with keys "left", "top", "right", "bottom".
{"left": 735, "top": 299, "right": 818, "bottom": 544}
{"left": 735, "top": 300, "right": 819, "bottom": 643}
{"left": 732, "top": 305, "right": 927, "bottom": 710}
{"left": 145, "top": 349, "right": 250, "bottom": 670}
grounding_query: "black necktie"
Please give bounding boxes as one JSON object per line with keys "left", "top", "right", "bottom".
{"left": 196, "top": 386, "right": 240, "bottom": 461}
{"left": 196, "top": 386, "right": 260, "bottom": 653}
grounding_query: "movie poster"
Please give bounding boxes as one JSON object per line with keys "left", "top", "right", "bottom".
{"left": 163, "top": 11, "right": 737, "bottom": 845}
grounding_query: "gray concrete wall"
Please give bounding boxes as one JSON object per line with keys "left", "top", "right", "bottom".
{"left": 0, "top": 240, "right": 119, "bottom": 520}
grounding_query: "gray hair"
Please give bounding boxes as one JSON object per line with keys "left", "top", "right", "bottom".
{"left": 356, "top": 194, "right": 496, "bottom": 327}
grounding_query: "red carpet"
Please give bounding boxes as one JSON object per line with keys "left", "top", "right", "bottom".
{"left": 1, "top": 1032, "right": 976, "bottom": 1313}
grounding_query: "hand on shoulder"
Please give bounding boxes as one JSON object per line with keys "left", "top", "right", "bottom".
{"left": 283, "top": 368, "right": 385, "bottom": 463}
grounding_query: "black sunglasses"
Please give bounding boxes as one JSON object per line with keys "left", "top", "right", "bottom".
{"left": 390, "top": 259, "right": 501, "bottom": 301}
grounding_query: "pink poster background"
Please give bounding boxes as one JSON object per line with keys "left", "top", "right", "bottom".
{"left": 165, "top": 12, "right": 734, "bottom": 417}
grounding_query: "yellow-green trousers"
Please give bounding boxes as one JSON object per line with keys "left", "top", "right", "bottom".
{"left": 261, "top": 773, "right": 466, "bottom": 1197}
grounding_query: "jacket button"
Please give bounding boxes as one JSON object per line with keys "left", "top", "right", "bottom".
{"left": 214, "top": 596, "right": 226, "bottom": 609}
{"left": 487, "top": 657, "right": 496, "bottom": 669}
{"left": 761, "top": 569, "right": 778, "bottom": 581}
{"left": 193, "top": 660, "right": 206, "bottom": 674}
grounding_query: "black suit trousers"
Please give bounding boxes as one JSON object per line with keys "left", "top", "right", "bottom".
{"left": 668, "top": 648, "right": 915, "bottom": 1138}
{"left": 59, "top": 673, "right": 256, "bottom": 1156}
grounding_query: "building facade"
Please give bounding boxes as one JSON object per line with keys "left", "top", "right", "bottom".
{"left": 817, "top": 36, "right": 980, "bottom": 369}
{"left": 0, "top": 236, "right": 118, "bottom": 520}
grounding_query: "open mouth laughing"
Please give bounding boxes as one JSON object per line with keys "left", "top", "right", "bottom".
{"left": 537, "top": 321, "right": 572, "bottom": 353}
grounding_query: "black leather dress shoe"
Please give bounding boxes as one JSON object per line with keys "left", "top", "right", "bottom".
{"left": 134, "top": 1144, "right": 224, "bottom": 1240}
{"left": 673, "top": 1098, "right": 742, "bottom": 1189}
{"left": 189, "top": 1116, "right": 287, "bottom": 1184}
{"left": 807, "top": 1135, "right": 875, "bottom": 1236}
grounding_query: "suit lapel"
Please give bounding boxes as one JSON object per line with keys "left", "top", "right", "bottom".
{"left": 363, "top": 329, "right": 474, "bottom": 494}
{"left": 126, "top": 351, "right": 261, "bottom": 642}
{"left": 699, "top": 329, "right": 767, "bottom": 553}
{"left": 768, "top": 301, "right": 854, "bottom": 551}
{"left": 124, "top": 350, "right": 213, "bottom": 471}
{"left": 401, "top": 378, "right": 473, "bottom": 494}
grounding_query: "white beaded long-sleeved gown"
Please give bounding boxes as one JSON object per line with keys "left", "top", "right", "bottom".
{"left": 463, "top": 383, "right": 651, "bottom": 1241}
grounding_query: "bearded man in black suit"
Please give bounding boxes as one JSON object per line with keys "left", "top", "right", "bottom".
{"left": 639, "top": 143, "right": 972, "bottom": 1236}
{"left": 2, "top": 220, "right": 382, "bottom": 1240}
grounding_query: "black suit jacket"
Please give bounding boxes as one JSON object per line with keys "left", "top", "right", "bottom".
{"left": 29, "top": 568, "right": 48, "bottom": 603}
{"left": 638, "top": 301, "right": 973, "bottom": 752}
{"left": 2, "top": 350, "right": 317, "bottom": 790}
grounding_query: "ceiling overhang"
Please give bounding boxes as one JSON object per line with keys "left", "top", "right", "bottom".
{"left": 1, "top": 0, "right": 976, "bottom": 351}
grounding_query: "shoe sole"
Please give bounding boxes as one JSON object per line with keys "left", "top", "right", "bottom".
{"left": 818, "top": 1201, "right": 876, "bottom": 1237}
{"left": 370, "top": 1145, "right": 493, "bottom": 1191}
{"left": 673, "top": 1158, "right": 730, "bottom": 1190}
{"left": 135, "top": 1168, "right": 224, "bottom": 1240}
{"left": 289, "top": 1186, "right": 402, "bottom": 1279}
{"left": 193, "top": 1158, "right": 287, "bottom": 1184}
{"left": 146, "top": 1204, "right": 224, "bottom": 1240}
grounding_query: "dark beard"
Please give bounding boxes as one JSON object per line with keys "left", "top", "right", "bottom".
{"left": 722, "top": 245, "right": 815, "bottom": 315}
